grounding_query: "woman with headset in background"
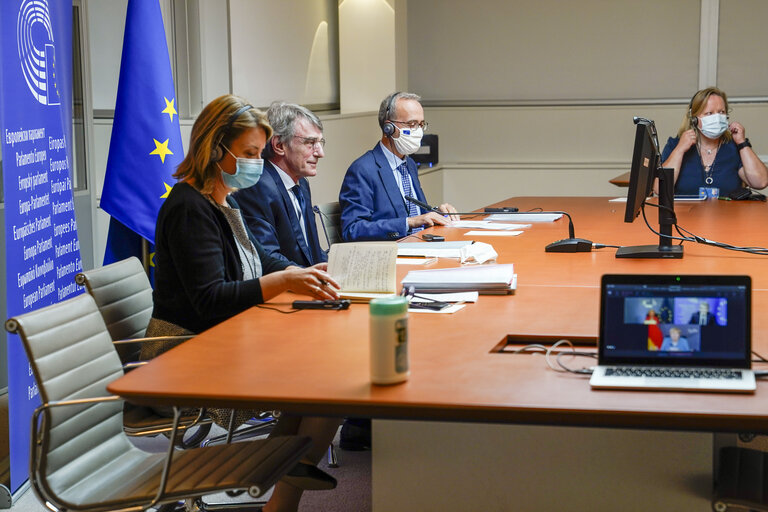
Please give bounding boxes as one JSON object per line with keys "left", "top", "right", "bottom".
{"left": 143, "top": 94, "right": 341, "bottom": 512}
{"left": 659, "top": 87, "right": 768, "bottom": 197}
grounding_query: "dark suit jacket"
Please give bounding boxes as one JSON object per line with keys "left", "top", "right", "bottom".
{"left": 233, "top": 161, "right": 326, "bottom": 267}
{"left": 339, "top": 143, "right": 427, "bottom": 241}
{"left": 689, "top": 311, "right": 716, "bottom": 326}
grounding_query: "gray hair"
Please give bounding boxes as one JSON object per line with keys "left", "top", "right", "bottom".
{"left": 378, "top": 92, "right": 422, "bottom": 129}
{"left": 262, "top": 101, "right": 323, "bottom": 159}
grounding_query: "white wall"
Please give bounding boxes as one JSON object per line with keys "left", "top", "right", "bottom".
{"left": 84, "top": 0, "right": 768, "bottom": 263}
{"left": 338, "top": 0, "right": 396, "bottom": 114}
{"left": 404, "top": 0, "right": 768, "bottom": 211}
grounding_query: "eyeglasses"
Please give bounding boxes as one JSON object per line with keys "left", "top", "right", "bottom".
{"left": 293, "top": 136, "right": 326, "bottom": 149}
{"left": 390, "top": 120, "right": 429, "bottom": 131}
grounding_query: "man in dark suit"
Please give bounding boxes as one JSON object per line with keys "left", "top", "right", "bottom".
{"left": 339, "top": 92, "right": 458, "bottom": 241}
{"left": 689, "top": 301, "right": 717, "bottom": 326}
{"left": 234, "top": 102, "right": 327, "bottom": 267}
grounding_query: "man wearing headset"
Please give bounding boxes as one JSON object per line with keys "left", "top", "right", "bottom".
{"left": 339, "top": 92, "right": 458, "bottom": 241}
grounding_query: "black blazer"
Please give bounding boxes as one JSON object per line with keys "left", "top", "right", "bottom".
{"left": 152, "top": 182, "right": 290, "bottom": 333}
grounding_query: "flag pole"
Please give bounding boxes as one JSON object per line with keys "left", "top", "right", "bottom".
{"left": 142, "top": 238, "right": 150, "bottom": 276}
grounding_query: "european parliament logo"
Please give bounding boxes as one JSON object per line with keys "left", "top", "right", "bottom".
{"left": 17, "top": 0, "right": 61, "bottom": 106}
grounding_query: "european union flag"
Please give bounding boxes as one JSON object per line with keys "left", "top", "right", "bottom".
{"left": 100, "top": 0, "right": 182, "bottom": 266}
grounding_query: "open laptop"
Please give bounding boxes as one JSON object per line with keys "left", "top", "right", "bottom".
{"left": 590, "top": 274, "right": 756, "bottom": 393}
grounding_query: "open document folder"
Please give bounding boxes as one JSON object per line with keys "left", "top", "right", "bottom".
{"left": 327, "top": 242, "right": 398, "bottom": 301}
{"left": 401, "top": 264, "right": 517, "bottom": 294}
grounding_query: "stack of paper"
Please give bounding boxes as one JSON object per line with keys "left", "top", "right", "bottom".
{"left": 401, "top": 264, "right": 516, "bottom": 294}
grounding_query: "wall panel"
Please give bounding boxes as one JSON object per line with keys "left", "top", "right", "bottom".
{"left": 408, "top": 0, "right": 700, "bottom": 102}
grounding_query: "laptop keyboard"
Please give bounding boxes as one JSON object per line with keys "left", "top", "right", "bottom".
{"left": 604, "top": 367, "right": 744, "bottom": 380}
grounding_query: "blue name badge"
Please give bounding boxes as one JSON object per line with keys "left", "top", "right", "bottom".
{"left": 699, "top": 186, "right": 720, "bottom": 199}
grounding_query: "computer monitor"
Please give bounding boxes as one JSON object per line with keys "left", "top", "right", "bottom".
{"left": 623, "top": 120, "right": 658, "bottom": 223}
{"left": 615, "top": 118, "right": 683, "bottom": 259}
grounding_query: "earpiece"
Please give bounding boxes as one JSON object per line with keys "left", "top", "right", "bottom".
{"left": 210, "top": 143, "right": 223, "bottom": 163}
{"left": 381, "top": 92, "right": 401, "bottom": 137}
{"left": 382, "top": 121, "right": 397, "bottom": 137}
{"left": 687, "top": 91, "right": 701, "bottom": 130}
{"left": 212, "top": 103, "right": 253, "bottom": 163}
{"left": 688, "top": 110, "right": 698, "bottom": 129}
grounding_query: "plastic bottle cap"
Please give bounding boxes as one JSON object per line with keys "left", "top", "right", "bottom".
{"left": 370, "top": 296, "right": 408, "bottom": 315}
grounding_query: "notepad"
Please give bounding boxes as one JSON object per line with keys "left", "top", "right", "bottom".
{"left": 327, "top": 242, "right": 398, "bottom": 301}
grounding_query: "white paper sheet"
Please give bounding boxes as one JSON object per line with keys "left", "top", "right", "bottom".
{"left": 485, "top": 213, "right": 562, "bottom": 222}
{"left": 464, "top": 230, "right": 523, "bottom": 237}
{"left": 451, "top": 220, "right": 531, "bottom": 230}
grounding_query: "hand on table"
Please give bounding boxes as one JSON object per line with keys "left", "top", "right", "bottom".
{"left": 408, "top": 211, "right": 452, "bottom": 229}
{"left": 284, "top": 263, "right": 340, "bottom": 300}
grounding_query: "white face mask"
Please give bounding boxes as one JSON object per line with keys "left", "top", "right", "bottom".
{"left": 392, "top": 126, "right": 423, "bottom": 155}
{"left": 699, "top": 113, "right": 728, "bottom": 139}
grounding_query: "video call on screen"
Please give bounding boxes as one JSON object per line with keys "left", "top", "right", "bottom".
{"left": 602, "top": 284, "right": 748, "bottom": 361}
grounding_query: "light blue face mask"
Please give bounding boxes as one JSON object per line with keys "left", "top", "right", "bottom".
{"left": 220, "top": 145, "right": 264, "bottom": 189}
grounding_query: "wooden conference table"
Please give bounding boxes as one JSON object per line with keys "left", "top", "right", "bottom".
{"left": 109, "top": 196, "right": 768, "bottom": 510}
{"left": 109, "top": 196, "right": 768, "bottom": 432}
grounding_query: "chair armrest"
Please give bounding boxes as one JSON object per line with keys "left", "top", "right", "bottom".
{"left": 124, "top": 362, "right": 148, "bottom": 370}
{"left": 112, "top": 335, "right": 194, "bottom": 345}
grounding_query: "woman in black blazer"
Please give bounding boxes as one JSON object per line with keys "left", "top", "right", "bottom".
{"left": 143, "top": 94, "right": 341, "bottom": 512}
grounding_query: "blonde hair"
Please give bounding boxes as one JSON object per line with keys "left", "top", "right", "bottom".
{"left": 677, "top": 87, "right": 732, "bottom": 143}
{"left": 174, "top": 94, "right": 272, "bottom": 195}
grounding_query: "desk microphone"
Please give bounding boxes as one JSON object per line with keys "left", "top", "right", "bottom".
{"left": 537, "top": 211, "right": 593, "bottom": 253}
{"left": 405, "top": 195, "right": 441, "bottom": 213}
{"left": 404, "top": 197, "right": 592, "bottom": 252}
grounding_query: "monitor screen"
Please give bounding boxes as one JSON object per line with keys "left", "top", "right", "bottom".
{"left": 623, "top": 120, "right": 659, "bottom": 223}
{"left": 599, "top": 275, "right": 751, "bottom": 368}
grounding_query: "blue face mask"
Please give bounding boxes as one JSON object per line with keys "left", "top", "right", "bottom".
{"left": 220, "top": 145, "right": 264, "bottom": 189}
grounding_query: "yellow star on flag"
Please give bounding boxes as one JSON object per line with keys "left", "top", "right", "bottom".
{"left": 149, "top": 252, "right": 156, "bottom": 267}
{"left": 162, "top": 97, "right": 177, "bottom": 122}
{"left": 150, "top": 138, "right": 173, "bottom": 163}
{"left": 160, "top": 182, "right": 172, "bottom": 198}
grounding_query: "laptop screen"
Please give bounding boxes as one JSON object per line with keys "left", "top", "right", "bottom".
{"left": 599, "top": 275, "right": 751, "bottom": 368}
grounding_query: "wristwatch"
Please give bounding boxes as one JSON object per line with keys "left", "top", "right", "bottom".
{"left": 736, "top": 138, "right": 752, "bottom": 151}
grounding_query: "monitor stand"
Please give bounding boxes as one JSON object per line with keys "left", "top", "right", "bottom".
{"left": 616, "top": 167, "right": 683, "bottom": 259}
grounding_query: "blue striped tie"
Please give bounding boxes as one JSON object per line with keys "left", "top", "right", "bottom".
{"left": 398, "top": 162, "right": 419, "bottom": 218}
{"left": 398, "top": 162, "right": 422, "bottom": 233}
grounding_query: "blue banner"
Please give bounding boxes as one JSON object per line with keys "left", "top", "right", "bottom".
{"left": 101, "top": 0, "right": 183, "bottom": 265}
{"left": 0, "top": 0, "right": 80, "bottom": 492}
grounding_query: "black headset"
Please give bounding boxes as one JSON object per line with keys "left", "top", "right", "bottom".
{"left": 687, "top": 91, "right": 701, "bottom": 129}
{"left": 211, "top": 103, "right": 253, "bottom": 162}
{"left": 381, "top": 92, "right": 400, "bottom": 137}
